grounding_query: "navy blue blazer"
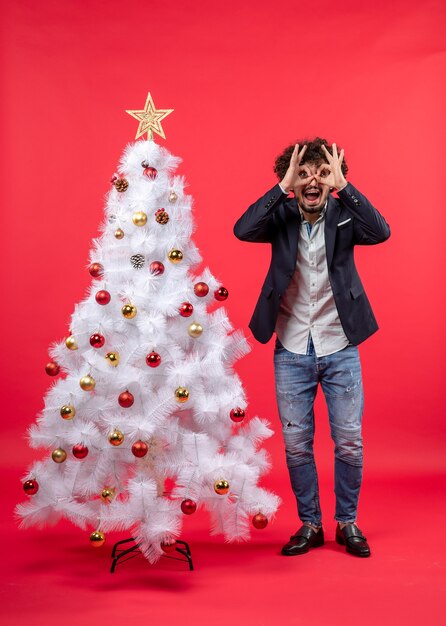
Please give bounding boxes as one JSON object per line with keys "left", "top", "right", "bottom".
{"left": 233, "top": 182, "right": 391, "bottom": 345}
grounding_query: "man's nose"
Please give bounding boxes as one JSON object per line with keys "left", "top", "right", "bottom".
{"left": 307, "top": 176, "right": 318, "bottom": 186}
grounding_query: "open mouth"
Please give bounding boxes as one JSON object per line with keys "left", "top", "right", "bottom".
{"left": 303, "top": 188, "right": 322, "bottom": 205}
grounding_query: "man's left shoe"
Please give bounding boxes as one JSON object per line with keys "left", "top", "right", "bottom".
{"left": 335, "top": 523, "right": 371, "bottom": 557}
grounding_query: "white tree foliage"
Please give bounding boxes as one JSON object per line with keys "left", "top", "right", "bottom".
{"left": 16, "top": 140, "right": 280, "bottom": 563}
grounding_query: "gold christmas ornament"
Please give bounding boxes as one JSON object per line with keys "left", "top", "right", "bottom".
{"left": 175, "top": 387, "right": 190, "bottom": 403}
{"left": 52, "top": 448, "right": 67, "bottom": 463}
{"left": 108, "top": 429, "right": 124, "bottom": 446}
{"left": 114, "top": 228, "right": 125, "bottom": 239}
{"left": 168, "top": 191, "right": 178, "bottom": 203}
{"left": 60, "top": 404, "right": 76, "bottom": 419}
{"left": 188, "top": 322, "right": 203, "bottom": 338}
{"left": 105, "top": 351, "right": 120, "bottom": 366}
{"left": 114, "top": 178, "right": 129, "bottom": 192}
{"left": 90, "top": 530, "right": 106, "bottom": 547}
{"left": 126, "top": 92, "right": 174, "bottom": 140}
{"left": 100, "top": 487, "right": 115, "bottom": 504}
{"left": 65, "top": 335, "right": 78, "bottom": 350}
{"left": 214, "top": 479, "right": 230, "bottom": 495}
{"left": 122, "top": 304, "right": 137, "bottom": 319}
{"left": 168, "top": 249, "right": 183, "bottom": 264}
{"left": 132, "top": 211, "right": 147, "bottom": 226}
{"left": 80, "top": 374, "right": 96, "bottom": 391}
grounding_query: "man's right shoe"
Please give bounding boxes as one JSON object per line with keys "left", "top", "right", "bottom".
{"left": 281, "top": 525, "right": 324, "bottom": 556}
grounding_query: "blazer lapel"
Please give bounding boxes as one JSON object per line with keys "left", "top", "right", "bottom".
{"left": 324, "top": 195, "right": 341, "bottom": 268}
{"left": 285, "top": 197, "right": 301, "bottom": 263}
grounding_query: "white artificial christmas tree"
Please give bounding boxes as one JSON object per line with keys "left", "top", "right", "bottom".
{"left": 16, "top": 94, "right": 280, "bottom": 564}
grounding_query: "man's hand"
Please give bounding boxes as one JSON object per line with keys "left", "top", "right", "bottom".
{"left": 280, "top": 144, "right": 307, "bottom": 192}
{"left": 317, "top": 143, "right": 348, "bottom": 191}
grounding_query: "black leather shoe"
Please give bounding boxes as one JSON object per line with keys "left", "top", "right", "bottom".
{"left": 281, "top": 525, "right": 324, "bottom": 556}
{"left": 336, "top": 523, "right": 371, "bottom": 557}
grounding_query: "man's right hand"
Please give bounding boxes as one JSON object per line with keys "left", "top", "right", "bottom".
{"left": 280, "top": 144, "right": 307, "bottom": 193}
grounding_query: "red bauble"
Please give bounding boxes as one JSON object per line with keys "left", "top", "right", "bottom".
{"left": 252, "top": 513, "right": 269, "bottom": 530}
{"left": 45, "top": 361, "right": 60, "bottom": 376}
{"left": 149, "top": 261, "right": 165, "bottom": 276}
{"left": 194, "top": 282, "right": 209, "bottom": 297}
{"left": 72, "top": 444, "right": 89, "bottom": 459}
{"left": 146, "top": 352, "right": 161, "bottom": 368}
{"left": 23, "top": 479, "right": 39, "bottom": 495}
{"left": 118, "top": 390, "right": 134, "bottom": 408}
{"left": 230, "top": 408, "right": 245, "bottom": 422}
{"left": 161, "top": 540, "right": 177, "bottom": 553}
{"left": 95, "top": 290, "right": 111, "bottom": 305}
{"left": 132, "top": 441, "right": 148, "bottom": 457}
{"left": 89, "top": 263, "right": 104, "bottom": 278}
{"left": 90, "top": 333, "right": 105, "bottom": 348}
{"left": 143, "top": 166, "right": 158, "bottom": 179}
{"left": 181, "top": 499, "right": 197, "bottom": 515}
{"left": 214, "top": 286, "right": 229, "bottom": 301}
{"left": 179, "top": 302, "right": 194, "bottom": 317}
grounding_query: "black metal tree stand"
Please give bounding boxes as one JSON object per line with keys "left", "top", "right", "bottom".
{"left": 110, "top": 537, "right": 194, "bottom": 573}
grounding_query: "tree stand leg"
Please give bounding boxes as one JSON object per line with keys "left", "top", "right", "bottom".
{"left": 110, "top": 537, "right": 194, "bottom": 573}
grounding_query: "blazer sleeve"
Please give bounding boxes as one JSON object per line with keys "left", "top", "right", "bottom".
{"left": 233, "top": 184, "right": 287, "bottom": 243}
{"left": 337, "top": 182, "right": 391, "bottom": 245}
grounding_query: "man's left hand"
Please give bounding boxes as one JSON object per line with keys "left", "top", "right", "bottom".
{"left": 317, "top": 143, "right": 348, "bottom": 191}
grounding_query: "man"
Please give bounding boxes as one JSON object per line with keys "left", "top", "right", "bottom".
{"left": 233, "top": 138, "right": 390, "bottom": 558}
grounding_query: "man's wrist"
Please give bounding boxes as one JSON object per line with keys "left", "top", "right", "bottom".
{"left": 279, "top": 181, "right": 290, "bottom": 194}
{"left": 337, "top": 181, "right": 348, "bottom": 192}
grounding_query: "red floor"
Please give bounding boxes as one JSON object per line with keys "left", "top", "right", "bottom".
{"left": 4, "top": 467, "right": 445, "bottom": 626}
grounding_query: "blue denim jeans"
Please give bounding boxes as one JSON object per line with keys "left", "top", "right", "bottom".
{"left": 273, "top": 335, "right": 364, "bottom": 526}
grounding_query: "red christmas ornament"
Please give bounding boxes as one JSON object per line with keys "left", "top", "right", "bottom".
{"left": 179, "top": 302, "right": 194, "bottom": 317}
{"left": 252, "top": 513, "right": 269, "bottom": 530}
{"left": 132, "top": 441, "right": 148, "bottom": 457}
{"left": 181, "top": 499, "right": 197, "bottom": 515}
{"left": 89, "top": 263, "right": 104, "bottom": 278}
{"left": 95, "top": 290, "right": 111, "bottom": 305}
{"left": 149, "top": 261, "right": 165, "bottom": 276}
{"left": 90, "top": 333, "right": 105, "bottom": 348}
{"left": 72, "top": 444, "right": 89, "bottom": 459}
{"left": 23, "top": 479, "right": 39, "bottom": 495}
{"left": 143, "top": 166, "right": 158, "bottom": 179}
{"left": 194, "top": 282, "right": 209, "bottom": 297}
{"left": 146, "top": 352, "right": 161, "bottom": 368}
{"left": 118, "top": 390, "right": 134, "bottom": 408}
{"left": 161, "top": 540, "right": 177, "bottom": 553}
{"left": 45, "top": 361, "right": 60, "bottom": 376}
{"left": 214, "top": 286, "right": 229, "bottom": 301}
{"left": 110, "top": 173, "right": 118, "bottom": 183}
{"left": 230, "top": 408, "right": 245, "bottom": 423}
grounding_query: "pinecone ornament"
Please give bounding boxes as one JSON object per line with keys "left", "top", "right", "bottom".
{"left": 155, "top": 209, "right": 169, "bottom": 224}
{"left": 130, "top": 254, "right": 145, "bottom": 269}
{"left": 114, "top": 178, "right": 129, "bottom": 192}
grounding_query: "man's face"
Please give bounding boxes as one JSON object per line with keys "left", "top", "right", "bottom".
{"left": 293, "top": 161, "right": 331, "bottom": 214}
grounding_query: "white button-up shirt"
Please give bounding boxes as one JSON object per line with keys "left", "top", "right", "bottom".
{"left": 275, "top": 203, "right": 350, "bottom": 357}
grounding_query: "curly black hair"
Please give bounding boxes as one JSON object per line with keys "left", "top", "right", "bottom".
{"left": 273, "top": 137, "right": 348, "bottom": 181}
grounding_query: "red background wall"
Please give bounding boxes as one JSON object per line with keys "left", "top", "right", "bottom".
{"left": 1, "top": 0, "right": 445, "bottom": 546}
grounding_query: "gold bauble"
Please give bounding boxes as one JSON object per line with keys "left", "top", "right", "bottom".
{"left": 108, "top": 429, "right": 124, "bottom": 446}
{"left": 175, "top": 387, "right": 189, "bottom": 403}
{"left": 114, "top": 228, "right": 125, "bottom": 239}
{"left": 60, "top": 404, "right": 76, "bottom": 419}
{"left": 100, "top": 487, "right": 115, "bottom": 503}
{"left": 80, "top": 374, "right": 96, "bottom": 391}
{"left": 168, "top": 191, "right": 178, "bottom": 203}
{"left": 90, "top": 530, "right": 106, "bottom": 547}
{"left": 52, "top": 448, "right": 67, "bottom": 463}
{"left": 168, "top": 249, "right": 183, "bottom": 264}
{"left": 65, "top": 335, "right": 78, "bottom": 350}
{"left": 105, "top": 351, "right": 120, "bottom": 366}
{"left": 122, "top": 304, "right": 137, "bottom": 319}
{"left": 214, "top": 479, "right": 230, "bottom": 495}
{"left": 188, "top": 322, "right": 203, "bottom": 338}
{"left": 132, "top": 211, "right": 147, "bottom": 226}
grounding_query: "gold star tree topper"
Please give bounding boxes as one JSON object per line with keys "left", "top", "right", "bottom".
{"left": 126, "top": 92, "right": 174, "bottom": 140}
